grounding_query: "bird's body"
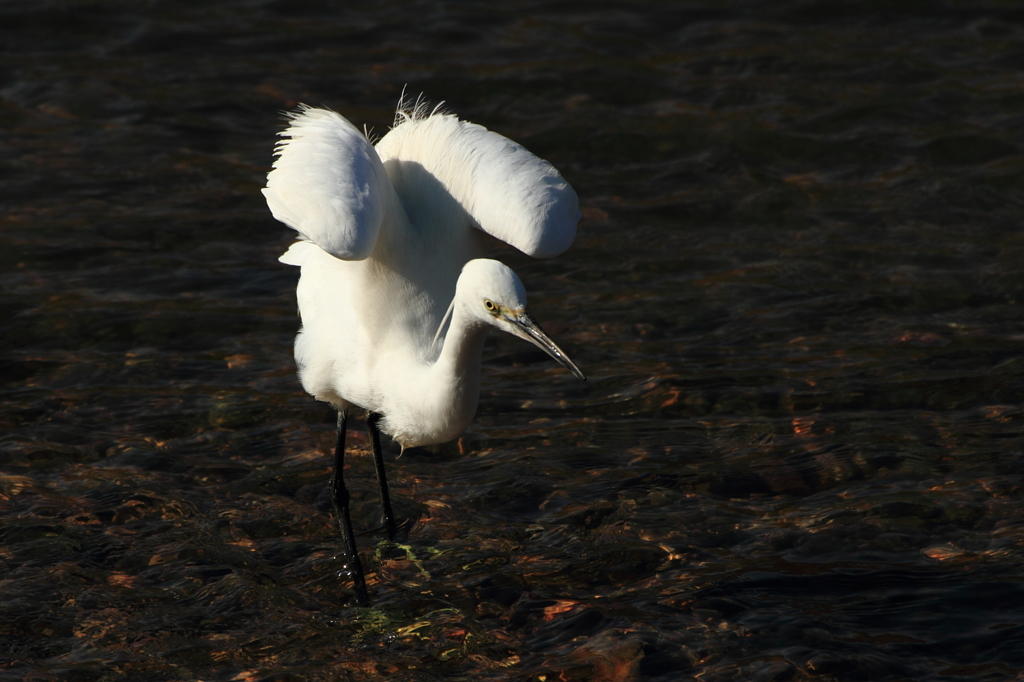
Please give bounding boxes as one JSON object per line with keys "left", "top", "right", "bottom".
{"left": 283, "top": 238, "right": 492, "bottom": 445}
{"left": 264, "top": 101, "right": 583, "bottom": 603}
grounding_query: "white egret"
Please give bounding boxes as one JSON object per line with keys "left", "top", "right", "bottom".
{"left": 264, "top": 100, "right": 585, "bottom": 605}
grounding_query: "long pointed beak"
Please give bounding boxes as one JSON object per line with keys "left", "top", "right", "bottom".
{"left": 507, "top": 310, "right": 586, "bottom": 381}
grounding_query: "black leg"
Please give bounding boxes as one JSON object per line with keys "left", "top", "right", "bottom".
{"left": 331, "top": 410, "right": 369, "bottom": 605}
{"left": 366, "top": 412, "right": 396, "bottom": 539}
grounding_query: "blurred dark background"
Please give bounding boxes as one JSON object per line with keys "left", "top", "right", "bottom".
{"left": 3, "top": 1, "right": 1024, "bottom": 680}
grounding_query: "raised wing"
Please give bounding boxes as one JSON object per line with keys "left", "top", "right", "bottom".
{"left": 263, "top": 106, "right": 389, "bottom": 261}
{"left": 374, "top": 113, "right": 579, "bottom": 258}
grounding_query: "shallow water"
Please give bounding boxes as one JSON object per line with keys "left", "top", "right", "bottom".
{"left": 3, "top": 1, "right": 1024, "bottom": 680}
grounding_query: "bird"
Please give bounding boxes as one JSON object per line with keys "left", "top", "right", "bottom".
{"left": 263, "top": 99, "right": 585, "bottom": 605}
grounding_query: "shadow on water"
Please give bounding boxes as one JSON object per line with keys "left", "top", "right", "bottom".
{"left": 3, "top": 0, "right": 1024, "bottom": 680}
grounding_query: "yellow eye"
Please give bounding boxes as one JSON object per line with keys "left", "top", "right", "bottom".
{"left": 483, "top": 299, "right": 497, "bottom": 313}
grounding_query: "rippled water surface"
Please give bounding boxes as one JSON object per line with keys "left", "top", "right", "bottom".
{"left": 4, "top": 1, "right": 1024, "bottom": 680}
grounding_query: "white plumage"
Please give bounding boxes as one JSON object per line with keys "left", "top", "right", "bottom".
{"left": 264, "top": 109, "right": 387, "bottom": 260}
{"left": 263, "top": 101, "right": 584, "bottom": 604}
{"left": 266, "top": 104, "right": 583, "bottom": 447}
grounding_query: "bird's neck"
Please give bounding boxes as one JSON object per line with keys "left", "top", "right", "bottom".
{"left": 432, "top": 303, "right": 488, "bottom": 387}
{"left": 414, "top": 301, "right": 487, "bottom": 443}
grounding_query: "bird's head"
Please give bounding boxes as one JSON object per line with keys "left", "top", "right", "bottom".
{"left": 455, "top": 259, "right": 585, "bottom": 380}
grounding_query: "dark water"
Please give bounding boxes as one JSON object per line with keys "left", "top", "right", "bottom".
{"left": 3, "top": 1, "right": 1024, "bottom": 680}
